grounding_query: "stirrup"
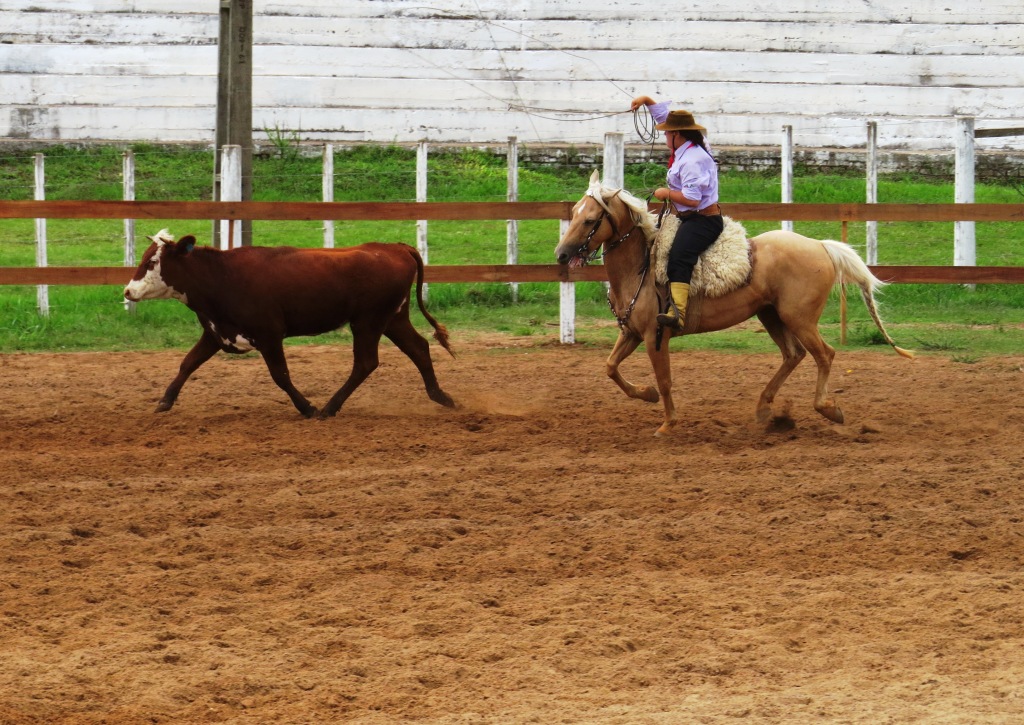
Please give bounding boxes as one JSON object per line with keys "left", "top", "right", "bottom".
{"left": 656, "top": 298, "right": 682, "bottom": 329}
{"left": 656, "top": 311, "right": 682, "bottom": 330}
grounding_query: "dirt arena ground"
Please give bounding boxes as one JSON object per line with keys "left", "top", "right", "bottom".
{"left": 1, "top": 336, "right": 1023, "bottom": 724}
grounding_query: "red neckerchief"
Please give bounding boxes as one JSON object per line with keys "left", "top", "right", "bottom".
{"left": 668, "top": 141, "right": 696, "bottom": 168}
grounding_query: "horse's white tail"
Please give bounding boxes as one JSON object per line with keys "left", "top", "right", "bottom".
{"left": 821, "top": 240, "right": 914, "bottom": 359}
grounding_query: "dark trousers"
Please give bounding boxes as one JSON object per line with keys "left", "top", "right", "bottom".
{"left": 668, "top": 214, "right": 724, "bottom": 284}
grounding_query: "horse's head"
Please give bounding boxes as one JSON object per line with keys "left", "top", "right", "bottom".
{"left": 554, "top": 170, "right": 657, "bottom": 267}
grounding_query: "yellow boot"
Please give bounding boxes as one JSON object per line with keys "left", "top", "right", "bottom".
{"left": 657, "top": 282, "right": 690, "bottom": 330}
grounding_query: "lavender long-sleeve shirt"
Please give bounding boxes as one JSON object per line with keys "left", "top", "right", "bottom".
{"left": 649, "top": 101, "right": 719, "bottom": 213}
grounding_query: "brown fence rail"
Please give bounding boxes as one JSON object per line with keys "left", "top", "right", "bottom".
{"left": 2, "top": 200, "right": 1024, "bottom": 285}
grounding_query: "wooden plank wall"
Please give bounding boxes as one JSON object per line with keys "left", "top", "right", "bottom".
{"left": 1, "top": 0, "right": 1023, "bottom": 150}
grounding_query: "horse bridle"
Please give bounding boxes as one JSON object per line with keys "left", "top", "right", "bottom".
{"left": 571, "top": 203, "right": 638, "bottom": 265}
{"left": 570, "top": 196, "right": 650, "bottom": 330}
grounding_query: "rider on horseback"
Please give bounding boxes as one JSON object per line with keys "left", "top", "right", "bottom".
{"left": 631, "top": 95, "right": 723, "bottom": 330}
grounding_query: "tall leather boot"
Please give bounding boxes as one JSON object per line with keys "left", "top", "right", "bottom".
{"left": 656, "top": 282, "right": 690, "bottom": 330}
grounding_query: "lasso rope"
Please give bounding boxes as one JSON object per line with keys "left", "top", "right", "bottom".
{"left": 633, "top": 104, "right": 659, "bottom": 145}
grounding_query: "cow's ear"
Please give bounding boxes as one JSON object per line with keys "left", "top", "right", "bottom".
{"left": 178, "top": 235, "right": 197, "bottom": 253}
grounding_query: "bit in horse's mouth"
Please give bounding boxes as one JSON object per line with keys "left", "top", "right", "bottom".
{"left": 569, "top": 255, "right": 587, "bottom": 269}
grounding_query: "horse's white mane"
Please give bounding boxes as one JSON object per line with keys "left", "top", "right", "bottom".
{"left": 584, "top": 170, "right": 660, "bottom": 243}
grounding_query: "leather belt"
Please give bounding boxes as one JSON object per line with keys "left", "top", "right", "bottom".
{"left": 676, "top": 203, "right": 722, "bottom": 220}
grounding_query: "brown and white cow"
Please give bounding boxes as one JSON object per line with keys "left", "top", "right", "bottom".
{"left": 124, "top": 230, "right": 455, "bottom": 418}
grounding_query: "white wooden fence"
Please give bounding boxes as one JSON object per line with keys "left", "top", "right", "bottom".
{"left": 22, "top": 118, "right": 1009, "bottom": 341}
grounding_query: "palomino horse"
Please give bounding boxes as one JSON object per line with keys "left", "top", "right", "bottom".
{"left": 554, "top": 171, "right": 913, "bottom": 436}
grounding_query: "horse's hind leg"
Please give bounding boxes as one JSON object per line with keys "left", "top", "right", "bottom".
{"left": 606, "top": 329, "right": 659, "bottom": 404}
{"left": 755, "top": 307, "right": 806, "bottom": 423}
{"left": 787, "top": 320, "right": 843, "bottom": 424}
{"left": 644, "top": 331, "right": 678, "bottom": 436}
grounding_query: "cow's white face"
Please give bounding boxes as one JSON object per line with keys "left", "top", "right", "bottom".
{"left": 124, "top": 233, "right": 188, "bottom": 303}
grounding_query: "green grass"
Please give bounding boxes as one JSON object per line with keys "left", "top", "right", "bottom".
{"left": 1, "top": 144, "right": 1023, "bottom": 356}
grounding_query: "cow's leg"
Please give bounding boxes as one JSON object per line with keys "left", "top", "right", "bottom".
{"left": 259, "top": 341, "right": 318, "bottom": 418}
{"left": 156, "top": 331, "right": 220, "bottom": 412}
{"left": 318, "top": 327, "right": 382, "bottom": 419}
{"left": 385, "top": 315, "right": 455, "bottom": 408}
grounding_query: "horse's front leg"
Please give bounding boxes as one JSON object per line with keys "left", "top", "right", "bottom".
{"left": 644, "top": 332, "right": 677, "bottom": 436}
{"left": 606, "top": 329, "right": 659, "bottom": 404}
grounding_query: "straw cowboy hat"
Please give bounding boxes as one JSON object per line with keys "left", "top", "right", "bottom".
{"left": 655, "top": 110, "right": 706, "bottom": 132}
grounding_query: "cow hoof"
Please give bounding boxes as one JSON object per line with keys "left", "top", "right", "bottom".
{"left": 429, "top": 390, "right": 456, "bottom": 408}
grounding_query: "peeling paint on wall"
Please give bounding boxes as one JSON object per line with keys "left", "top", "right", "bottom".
{"left": 1, "top": 1, "right": 1022, "bottom": 150}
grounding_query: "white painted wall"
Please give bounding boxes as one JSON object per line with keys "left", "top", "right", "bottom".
{"left": 2, "top": 0, "right": 1022, "bottom": 151}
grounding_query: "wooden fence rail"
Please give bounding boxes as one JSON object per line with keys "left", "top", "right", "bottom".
{"left": 2, "top": 200, "right": 1024, "bottom": 222}
{"left": 2, "top": 200, "right": 1024, "bottom": 286}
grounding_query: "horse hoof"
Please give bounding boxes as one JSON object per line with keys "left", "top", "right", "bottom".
{"left": 154, "top": 401, "right": 172, "bottom": 413}
{"left": 638, "top": 387, "right": 660, "bottom": 404}
{"left": 818, "top": 404, "right": 845, "bottom": 424}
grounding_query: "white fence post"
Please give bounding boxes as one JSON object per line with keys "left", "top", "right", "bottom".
{"left": 603, "top": 132, "right": 625, "bottom": 188}
{"left": 954, "top": 117, "right": 976, "bottom": 279}
{"left": 34, "top": 153, "right": 49, "bottom": 317}
{"left": 781, "top": 125, "right": 794, "bottom": 232}
{"left": 507, "top": 136, "right": 519, "bottom": 303}
{"left": 865, "top": 121, "right": 878, "bottom": 265}
{"left": 559, "top": 218, "right": 574, "bottom": 344}
{"left": 219, "top": 145, "right": 242, "bottom": 250}
{"left": 602, "top": 132, "right": 624, "bottom": 294}
{"left": 323, "top": 143, "right": 335, "bottom": 248}
{"left": 123, "top": 149, "right": 136, "bottom": 313}
{"left": 417, "top": 140, "right": 429, "bottom": 301}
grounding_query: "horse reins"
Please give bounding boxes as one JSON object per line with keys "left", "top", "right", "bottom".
{"left": 608, "top": 250, "right": 649, "bottom": 330}
{"left": 578, "top": 208, "right": 649, "bottom": 329}
{"left": 570, "top": 195, "right": 650, "bottom": 329}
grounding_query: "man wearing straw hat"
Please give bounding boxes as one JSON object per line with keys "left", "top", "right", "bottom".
{"left": 631, "top": 95, "right": 723, "bottom": 330}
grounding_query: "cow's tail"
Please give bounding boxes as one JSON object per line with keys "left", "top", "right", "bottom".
{"left": 411, "top": 247, "right": 456, "bottom": 358}
{"left": 821, "top": 239, "right": 914, "bottom": 360}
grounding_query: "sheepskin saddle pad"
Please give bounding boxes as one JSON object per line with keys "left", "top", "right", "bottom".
{"left": 653, "top": 214, "right": 752, "bottom": 297}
